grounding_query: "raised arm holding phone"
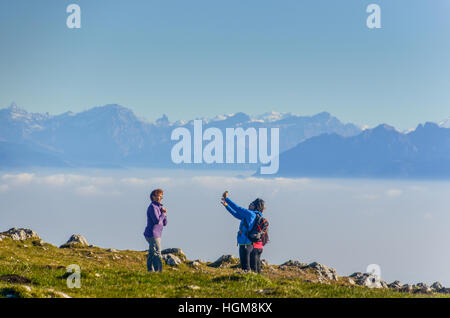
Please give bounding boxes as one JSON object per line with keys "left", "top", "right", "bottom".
{"left": 221, "top": 190, "right": 268, "bottom": 273}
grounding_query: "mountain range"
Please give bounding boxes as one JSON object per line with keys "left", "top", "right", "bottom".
{"left": 1, "top": 103, "right": 449, "bottom": 179}
{"left": 0, "top": 103, "right": 361, "bottom": 169}
{"left": 257, "top": 122, "right": 450, "bottom": 178}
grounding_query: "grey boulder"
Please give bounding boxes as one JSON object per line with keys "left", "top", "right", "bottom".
{"left": 1, "top": 228, "right": 40, "bottom": 241}
{"left": 162, "top": 253, "right": 182, "bottom": 266}
{"left": 281, "top": 260, "right": 308, "bottom": 267}
{"left": 305, "top": 262, "right": 338, "bottom": 281}
{"left": 60, "top": 234, "right": 89, "bottom": 248}
{"left": 208, "top": 255, "right": 239, "bottom": 268}
{"left": 349, "top": 272, "right": 387, "bottom": 288}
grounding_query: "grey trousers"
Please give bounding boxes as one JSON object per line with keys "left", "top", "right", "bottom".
{"left": 145, "top": 236, "right": 163, "bottom": 272}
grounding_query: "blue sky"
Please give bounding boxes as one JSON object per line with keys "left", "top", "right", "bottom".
{"left": 0, "top": 0, "right": 449, "bottom": 130}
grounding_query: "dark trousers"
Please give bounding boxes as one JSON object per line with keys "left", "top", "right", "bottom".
{"left": 239, "top": 244, "right": 253, "bottom": 271}
{"left": 239, "top": 245, "right": 264, "bottom": 273}
{"left": 250, "top": 248, "right": 263, "bottom": 273}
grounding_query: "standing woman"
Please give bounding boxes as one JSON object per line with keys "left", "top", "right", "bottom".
{"left": 143, "top": 189, "right": 167, "bottom": 272}
{"left": 221, "top": 191, "right": 265, "bottom": 272}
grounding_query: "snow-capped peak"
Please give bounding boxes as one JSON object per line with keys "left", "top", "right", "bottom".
{"left": 251, "top": 111, "right": 293, "bottom": 123}
{"left": 439, "top": 117, "right": 450, "bottom": 128}
{"left": 7, "top": 102, "right": 27, "bottom": 114}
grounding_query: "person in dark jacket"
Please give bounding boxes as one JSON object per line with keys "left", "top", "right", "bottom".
{"left": 221, "top": 191, "right": 265, "bottom": 272}
{"left": 143, "top": 188, "right": 167, "bottom": 272}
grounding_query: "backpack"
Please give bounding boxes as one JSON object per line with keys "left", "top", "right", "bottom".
{"left": 247, "top": 212, "right": 269, "bottom": 246}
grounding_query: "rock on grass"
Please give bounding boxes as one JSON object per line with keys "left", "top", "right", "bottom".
{"left": 0, "top": 228, "right": 39, "bottom": 241}
{"left": 60, "top": 234, "right": 89, "bottom": 248}
{"left": 0, "top": 274, "right": 32, "bottom": 284}
{"left": 208, "top": 255, "right": 239, "bottom": 268}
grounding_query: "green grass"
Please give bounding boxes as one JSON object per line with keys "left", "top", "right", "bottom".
{"left": 0, "top": 237, "right": 446, "bottom": 298}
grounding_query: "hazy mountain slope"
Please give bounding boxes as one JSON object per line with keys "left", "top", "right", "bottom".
{"left": 263, "top": 123, "right": 450, "bottom": 178}
{"left": 0, "top": 141, "right": 68, "bottom": 168}
{"left": 0, "top": 103, "right": 361, "bottom": 168}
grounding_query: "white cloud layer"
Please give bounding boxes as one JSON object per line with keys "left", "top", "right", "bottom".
{"left": 1, "top": 173, "right": 35, "bottom": 185}
{"left": 386, "top": 189, "right": 403, "bottom": 197}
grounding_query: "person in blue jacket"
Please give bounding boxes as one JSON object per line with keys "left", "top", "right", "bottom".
{"left": 221, "top": 191, "right": 265, "bottom": 272}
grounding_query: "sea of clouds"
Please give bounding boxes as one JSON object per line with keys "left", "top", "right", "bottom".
{"left": 1, "top": 168, "right": 450, "bottom": 285}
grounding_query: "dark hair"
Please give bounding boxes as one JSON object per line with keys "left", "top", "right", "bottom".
{"left": 251, "top": 198, "right": 265, "bottom": 212}
{"left": 150, "top": 189, "right": 163, "bottom": 201}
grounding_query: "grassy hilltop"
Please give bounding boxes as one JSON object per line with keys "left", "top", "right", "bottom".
{"left": 0, "top": 229, "right": 447, "bottom": 298}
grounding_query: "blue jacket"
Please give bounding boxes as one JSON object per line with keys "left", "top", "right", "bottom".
{"left": 224, "top": 197, "right": 258, "bottom": 245}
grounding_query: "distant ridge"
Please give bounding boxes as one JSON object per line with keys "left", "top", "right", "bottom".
{"left": 258, "top": 122, "right": 450, "bottom": 179}
{"left": 0, "top": 103, "right": 361, "bottom": 169}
